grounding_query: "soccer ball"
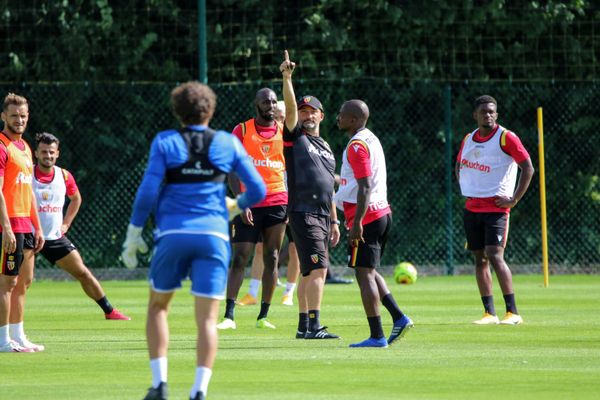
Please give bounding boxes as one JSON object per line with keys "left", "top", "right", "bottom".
{"left": 394, "top": 262, "right": 418, "bottom": 284}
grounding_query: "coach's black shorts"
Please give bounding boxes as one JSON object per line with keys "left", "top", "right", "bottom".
{"left": 463, "top": 210, "right": 509, "bottom": 250}
{"left": 231, "top": 205, "right": 287, "bottom": 244}
{"left": 40, "top": 236, "right": 77, "bottom": 264}
{"left": 347, "top": 214, "right": 392, "bottom": 269}
{"left": 288, "top": 212, "right": 330, "bottom": 276}
{"left": 1, "top": 232, "right": 34, "bottom": 276}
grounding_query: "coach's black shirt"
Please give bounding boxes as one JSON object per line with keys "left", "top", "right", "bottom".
{"left": 283, "top": 124, "right": 335, "bottom": 215}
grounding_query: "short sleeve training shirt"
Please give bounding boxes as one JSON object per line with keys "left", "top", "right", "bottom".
{"left": 283, "top": 124, "right": 335, "bottom": 215}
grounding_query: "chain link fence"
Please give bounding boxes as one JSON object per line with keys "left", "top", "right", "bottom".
{"left": 3, "top": 81, "right": 598, "bottom": 277}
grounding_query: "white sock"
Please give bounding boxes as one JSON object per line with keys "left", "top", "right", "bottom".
{"left": 150, "top": 357, "right": 168, "bottom": 388}
{"left": 9, "top": 322, "right": 25, "bottom": 342}
{"left": 248, "top": 279, "right": 261, "bottom": 298}
{"left": 284, "top": 282, "right": 297, "bottom": 296}
{"left": 190, "top": 366, "right": 212, "bottom": 398}
{"left": 0, "top": 324, "right": 9, "bottom": 346}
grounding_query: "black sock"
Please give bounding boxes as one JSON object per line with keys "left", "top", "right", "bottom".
{"left": 367, "top": 316, "right": 384, "bottom": 339}
{"left": 503, "top": 293, "right": 517, "bottom": 314}
{"left": 96, "top": 296, "right": 113, "bottom": 314}
{"left": 257, "top": 301, "right": 270, "bottom": 320}
{"left": 297, "top": 313, "right": 308, "bottom": 333}
{"left": 381, "top": 293, "right": 404, "bottom": 322}
{"left": 481, "top": 295, "right": 495, "bottom": 315}
{"left": 308, "top": 309, "right": 320, "bottom": 332}
{"left": 224, "top": 299, "right": 236, "bottom": 320}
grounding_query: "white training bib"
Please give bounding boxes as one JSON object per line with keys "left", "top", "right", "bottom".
{"left": 33, "top": 166, "right": 67, "bottom": 240}
{"left": 334, "top": 128, "right": 389, "bottom": 210}
{"left": 458, "top": 126, "right": 519, "bottom": 198}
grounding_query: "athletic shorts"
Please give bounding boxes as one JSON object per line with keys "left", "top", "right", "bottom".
{"left": 149, "top": 233, "right": 231, "bottom": 299}
{"left": 39, "top": 236, "right": 77, "bottom": 264}
{"left": 1, "top": 232, "right": 34, "bottom": 276}
{"left": 463, "top": 210, "right": 510, "bottom": 250}
{"left": 231, "top": 205, "right": 287, "bottom": 244}
{"left": 288, "top": 212, "right": 330, "bottom": 276}
{"left": 347, "top": 214, "right": 392, "bottom": 269}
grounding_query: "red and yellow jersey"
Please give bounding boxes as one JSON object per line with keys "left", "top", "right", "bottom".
{"left": 232, "top": 119, "right": 287, "bottom": 207}
{"left": 0, "top": 132, "right": 34, "bottom": 232}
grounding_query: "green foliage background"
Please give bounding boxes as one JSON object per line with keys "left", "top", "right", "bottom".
{"left": 1, "top": 1, "right": 597, "bottom": 82}
{"left": 0, "top": 2, "right": 598, "bottom": 271}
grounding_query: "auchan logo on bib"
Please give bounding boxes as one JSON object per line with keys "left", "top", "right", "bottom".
{"left": 460, "top": 158, "right": 491, "bottom": 173}
{"left": 250, "top": 157, "right": 284, "bottom": 170}
{"left": 15, "top": 172, "right": 33, "bottom": 184}
{"left": 38, "top": 204, "right": 62, "bottom": 213}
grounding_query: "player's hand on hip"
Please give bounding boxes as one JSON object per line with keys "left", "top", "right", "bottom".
{"left": 2, "top": 229, "right": 17, "bottom": 254}
{"left": 330, "top": 224, "right": 340, "bottom": 247}
{"left": 494, "top": 196, "right": 517, "bottom": 209}
{"left": 280, "top": 49, "right": 295, "bottom": 77}
{"left": 121, "top": 224, "right": 149, "bottom": 269}
{"left": 225, "top": 196, "right": 242, "bottom": 221}
{"left": 33, "top": 231, "right": 45, "bottom": 253}
{"left": 60, "top": 223, "right": 70, "bottom": 235}
{"left": 241, "top": 208, "right": 254, "bottom": 226}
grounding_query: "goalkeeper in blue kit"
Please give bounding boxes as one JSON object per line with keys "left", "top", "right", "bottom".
{"left": 121, "top": 81, "right": 266, "bottom": 400}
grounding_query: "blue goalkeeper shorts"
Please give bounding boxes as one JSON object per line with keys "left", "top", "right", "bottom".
{"left": 149, "top": 233, "right": 230, "bottom": 299}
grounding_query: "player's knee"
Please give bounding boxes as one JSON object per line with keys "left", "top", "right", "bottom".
{"left": 231, "top": 253, "right": 249, "bottom": 269}
{"left": 262, "top": 247, "right": 279, "bottom": 268}
{"left": 17, "top": 275, "right": 34, "bottom": 290}
{"left": 0, "top": 276, "right": 19, "bottom": 292}
{"left": 484, "top": 249, "right": 503, "bottom": 265}
{"left": 73, "top": 268, "right": 93, "bottom": 283}
{"left": 148, "top": 298, "right": 170, "bottom": 313}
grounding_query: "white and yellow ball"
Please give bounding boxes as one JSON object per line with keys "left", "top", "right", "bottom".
{"left": 394, "top": 262, "right": 418, "bottom": 284}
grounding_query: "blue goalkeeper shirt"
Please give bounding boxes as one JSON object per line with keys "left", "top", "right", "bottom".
{"left": 130, "top": 124, "right": 266, "bottom": 241}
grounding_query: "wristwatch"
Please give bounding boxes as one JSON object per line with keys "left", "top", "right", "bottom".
{"left": 331, "top": 219, "right": 341, "bottom": 225}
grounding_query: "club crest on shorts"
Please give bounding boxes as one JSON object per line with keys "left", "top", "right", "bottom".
{"left": 7, "top": 256, "right": 15, "bottom": 270}
{"left": 311, "top": 254, "right": 319, "bottom": 264}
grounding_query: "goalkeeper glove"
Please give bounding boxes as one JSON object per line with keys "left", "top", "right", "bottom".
{"left": 225, "top": 196, "right": 242, "bottom": 221}
{"left": 121, "top": 224, "right": 149, "bottom": 269}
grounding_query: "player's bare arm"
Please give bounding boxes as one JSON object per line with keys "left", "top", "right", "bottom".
{"left": 0, "top": 178, "right": 16, "bottom": 253}
{"left": 349, "top": 176, "right": 372, "bottom": 245}
{"left": 280, "top": 50, "right": 298, "bottom": 131}
{"left": 29, "top": 193, "right": 45, "bottom": 253}
{"left": 227, "top": 173, "right": 253, "bottom": 225}
{"left": 63, "top": 190, "right": 82, "bottom": 235}
{"left": 495, "top": 158, "right": 534, "bottom": 208}
{"left": 330, "top": 197, "right": 340, "bottom": 247}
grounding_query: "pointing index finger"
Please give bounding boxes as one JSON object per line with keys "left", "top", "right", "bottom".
{"left": 284, "top": 49, "right": 289, "bottom": 62}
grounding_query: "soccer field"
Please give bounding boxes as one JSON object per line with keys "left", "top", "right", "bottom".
{"left": 3, "top": 275, "right": 600, "bottom": 399}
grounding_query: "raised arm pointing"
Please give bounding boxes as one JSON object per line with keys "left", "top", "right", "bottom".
{"left": 280, "top": 50, "right": 297, "bottom": 131}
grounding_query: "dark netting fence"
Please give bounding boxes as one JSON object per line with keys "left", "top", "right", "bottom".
{"left": 2, "top": 81, "right": 598, "bottom": 277}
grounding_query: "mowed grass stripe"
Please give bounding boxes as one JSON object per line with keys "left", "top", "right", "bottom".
{"left": 2, "top": 275, "right": 598, "bottom": 399}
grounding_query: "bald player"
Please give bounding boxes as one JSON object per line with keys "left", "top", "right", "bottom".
{"left": 335, "top": 99, "right": 413, "bottom": 348}
{"left": 217, "top": 88, "right": 288, "bottom": 330}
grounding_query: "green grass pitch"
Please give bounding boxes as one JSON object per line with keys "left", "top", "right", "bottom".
{"left": 3, "top": 275, "right": 600, "bottom": 399}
